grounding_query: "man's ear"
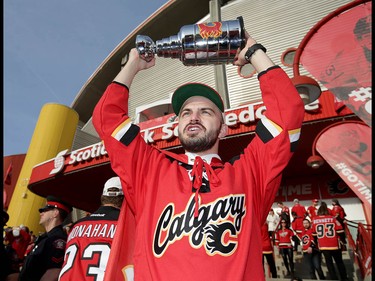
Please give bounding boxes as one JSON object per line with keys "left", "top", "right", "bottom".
{"left": 218, "top": 123, "right": 228, "bottom": 139}
{"left": 52, "top": 208, "right": 59, "bottom": 218}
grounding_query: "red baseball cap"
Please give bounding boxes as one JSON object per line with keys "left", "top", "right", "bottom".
{"left": 312, "top": 199, "right": 319, "bottom": 202}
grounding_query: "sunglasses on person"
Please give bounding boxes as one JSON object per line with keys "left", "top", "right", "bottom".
{"left": 38, "top": 205, "right": 57, "bottom": 213}
{"left": 281, "top": 221, "right": 287, "bottom": 224}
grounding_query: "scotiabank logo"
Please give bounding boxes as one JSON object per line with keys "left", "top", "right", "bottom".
{"left": 50, "top": 149, "right": 69, "bottom": 175}
{"left": 49, "top": 143, "right": 108, "bottom": 175}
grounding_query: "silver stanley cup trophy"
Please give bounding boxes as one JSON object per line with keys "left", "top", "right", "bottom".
{"left": 136, "top": 16, "right": 246, "bottom": 66}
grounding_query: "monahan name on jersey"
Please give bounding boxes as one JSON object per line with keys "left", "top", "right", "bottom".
{"left": 68, "top": 222, "right": 117, "bottom": 241}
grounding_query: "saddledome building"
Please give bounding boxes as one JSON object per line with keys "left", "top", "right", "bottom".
{"left": 6, "top": 0, "right": 371, "bottom": 249}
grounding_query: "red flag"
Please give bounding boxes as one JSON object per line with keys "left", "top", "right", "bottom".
{"left": 4, "top": 162, "right": 13, "bottom": 185}
{"left": 300, "top": 1, "right": 372, "bottom": 127}
{"left": 104, "top": 197, "right": 136, "bottom": 281}
{"left": 315, "top": 121, "right": 371, "bottom": 212}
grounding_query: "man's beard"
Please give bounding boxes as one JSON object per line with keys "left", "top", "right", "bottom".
{"left": 179, "top": 126, "right": 221, "bottom": 153}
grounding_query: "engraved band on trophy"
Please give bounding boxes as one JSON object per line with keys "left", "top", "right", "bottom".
{"left": 136, "top": 16, "right": 246, "bottom": 66}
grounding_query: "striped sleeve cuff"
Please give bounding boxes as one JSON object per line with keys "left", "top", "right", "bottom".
{"left": 111, "top": 118, "right": 140, "bottom": 146}
{"left": 256, "top": 117, "right": 301, "bottom": 152}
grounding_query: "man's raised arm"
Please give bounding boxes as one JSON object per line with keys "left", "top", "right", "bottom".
{"left": 93, "top": 48, "right": 155, "bottom": 139}
{"left": 234, "top": 31, "right": 304, "bottom": 132}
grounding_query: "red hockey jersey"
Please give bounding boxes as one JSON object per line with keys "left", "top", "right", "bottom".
{"left": 291, "top": 203, "right": 307, "bottom": 218}
{"left": 311, "top": 215, "right": 344, "bottom": 250}
{"left": 58, "top": 206, "right": 121, "bottom": 281}
{"left": 300, "top": 228, "right": 316, "bottom": 252}
{"left": 275, "top": 228, "right": 294, "bottom": 249}
{"left": 93, "top": 66, "right": 304, "bottom": 281}
{"left": 291, "top": 216, "right": 304, "bottom": 238}
{"left": 332, "top": 205, "right": 346, "bottom": 220}
{"left": 307, "top": 205, "right": 318, "bottom": 219}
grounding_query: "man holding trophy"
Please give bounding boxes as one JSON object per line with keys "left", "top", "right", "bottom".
{"left": 93, "top": 18, "right": 304, "bottom": 280}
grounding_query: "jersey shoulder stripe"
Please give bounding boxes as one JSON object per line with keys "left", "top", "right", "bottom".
{"left": 288, "top": 128, "right": 301, "bottom": 152}
{"left": 255, "top": 117, "right": 281, "bottom": 143}
{"left": 256, "top": 117, "right": 301, "bottom": 152}
{"left": 111, "top": 118, "right": 140, "bottom": 146}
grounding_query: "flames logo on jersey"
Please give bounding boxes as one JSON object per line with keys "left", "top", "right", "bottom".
{"left": 204, "top": 222, "right": 237, "bottom": 255}
{"left": 198, "top": 22, "right": 223, "bottom": 39}
{"left": 302, "top": 234, "right": 310, "bottom": 246}
{"left": 153, "top": 194, "right": 246, "bottom": 257}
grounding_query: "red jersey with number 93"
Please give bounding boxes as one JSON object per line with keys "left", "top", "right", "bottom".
{"left": 312, "top": 215, "right": 343, "bottom": 250}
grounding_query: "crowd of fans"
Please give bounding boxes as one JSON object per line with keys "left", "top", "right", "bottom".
{"left": 3, "top": 197, "right": 349, "bottom": 281}
{"left": 263, "top": 198, "right": 349, "bottom": 280}
{"left": 3, "top": 223, "right": 34, "bottom": 278}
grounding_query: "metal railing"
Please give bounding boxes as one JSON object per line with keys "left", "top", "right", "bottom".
{"left": 345, "top": 219, "right": 372, "bottom": 279}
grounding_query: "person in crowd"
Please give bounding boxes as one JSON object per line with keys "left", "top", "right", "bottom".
{"left": 2, "top": 209, "right": 19, "bottom": 281}
{"left": 307, "top": 199, "right": 319, "bottom": 219}
{"left": 24, "top": 234, "right": 37, "bottom": 257}
{"left": 92, "top": 27, "right": 304, "bottom": 280}
{"left": 19, "top": 196, "right": 72, "bottom": 281}
{"left": 4, "top": 225, "right": 31, "bottom": 272}
{"left": 58, "top": 176, "right": 125, "bottom": 281}
{"left": 291, "top": 198, "right": 307, "bottom": 218}
{"left": 331, "top": 199, "right": 346, "bottom": 223}
{"left": 331, "top": 198, "right": 347, "bottom": 247}
{"left": 301, "top": 218, "right": 325, "bottom": 280}
{"left": 291, "top": 211, "right": 304, "bottom": 253}
{"left": 275, "top": 219, "right": 296, "bottom": 278}
{"left": 261, "top": 222, "right": 277, "bottom": 278}
{"left": 312, "top": 202, "right": 348, "bottom": 281}
{"left": 266, "top": 208, "right": 279, "bottom": 243}
{"left": 277, "top": 201, "right": 291, "bottom": 225}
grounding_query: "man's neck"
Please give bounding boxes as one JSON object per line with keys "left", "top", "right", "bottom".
{"left": 102, "top": 204, "right": 120, "bottom": 209}
{"left": 185, "top": 152, "right": 221, "bottom": 165}
{"left": 44, "top": 222, "right": 60, "bottom": 233}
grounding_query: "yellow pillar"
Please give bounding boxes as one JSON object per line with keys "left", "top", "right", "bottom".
{"left": 7, "top": 103, "right": 79, "bottom": 234}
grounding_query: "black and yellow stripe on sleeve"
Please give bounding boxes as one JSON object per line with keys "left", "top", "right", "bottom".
{"left": 255, "top": 117, "right": 301, "bottom": 152}
{"left": 111, "top": 118, "right": 140, "bottom": 146}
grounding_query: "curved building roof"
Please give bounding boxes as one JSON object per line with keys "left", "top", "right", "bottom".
{"left": 71, "top": 0, "right": 231, "bottom": 124}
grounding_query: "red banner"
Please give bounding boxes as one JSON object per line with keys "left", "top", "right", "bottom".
{"left": 315, "top": 121, "right": 371, "bottom": 212}
{"left": 300, "top": 1, "right": 372, "bottom": 127}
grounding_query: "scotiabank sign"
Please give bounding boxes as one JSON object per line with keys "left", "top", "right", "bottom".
{"left": 139, "top": 98, "right": 320, "bottom": 145}
{"left": 69, "top": 142, "right": 108, "bottom": 164}
{"left": 50, "top": 142, "right": 109, "bottom": 175}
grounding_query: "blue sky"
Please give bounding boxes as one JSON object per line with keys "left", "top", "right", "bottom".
{"left": 4, "top": 0, "right": 168, "bottom": 156}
